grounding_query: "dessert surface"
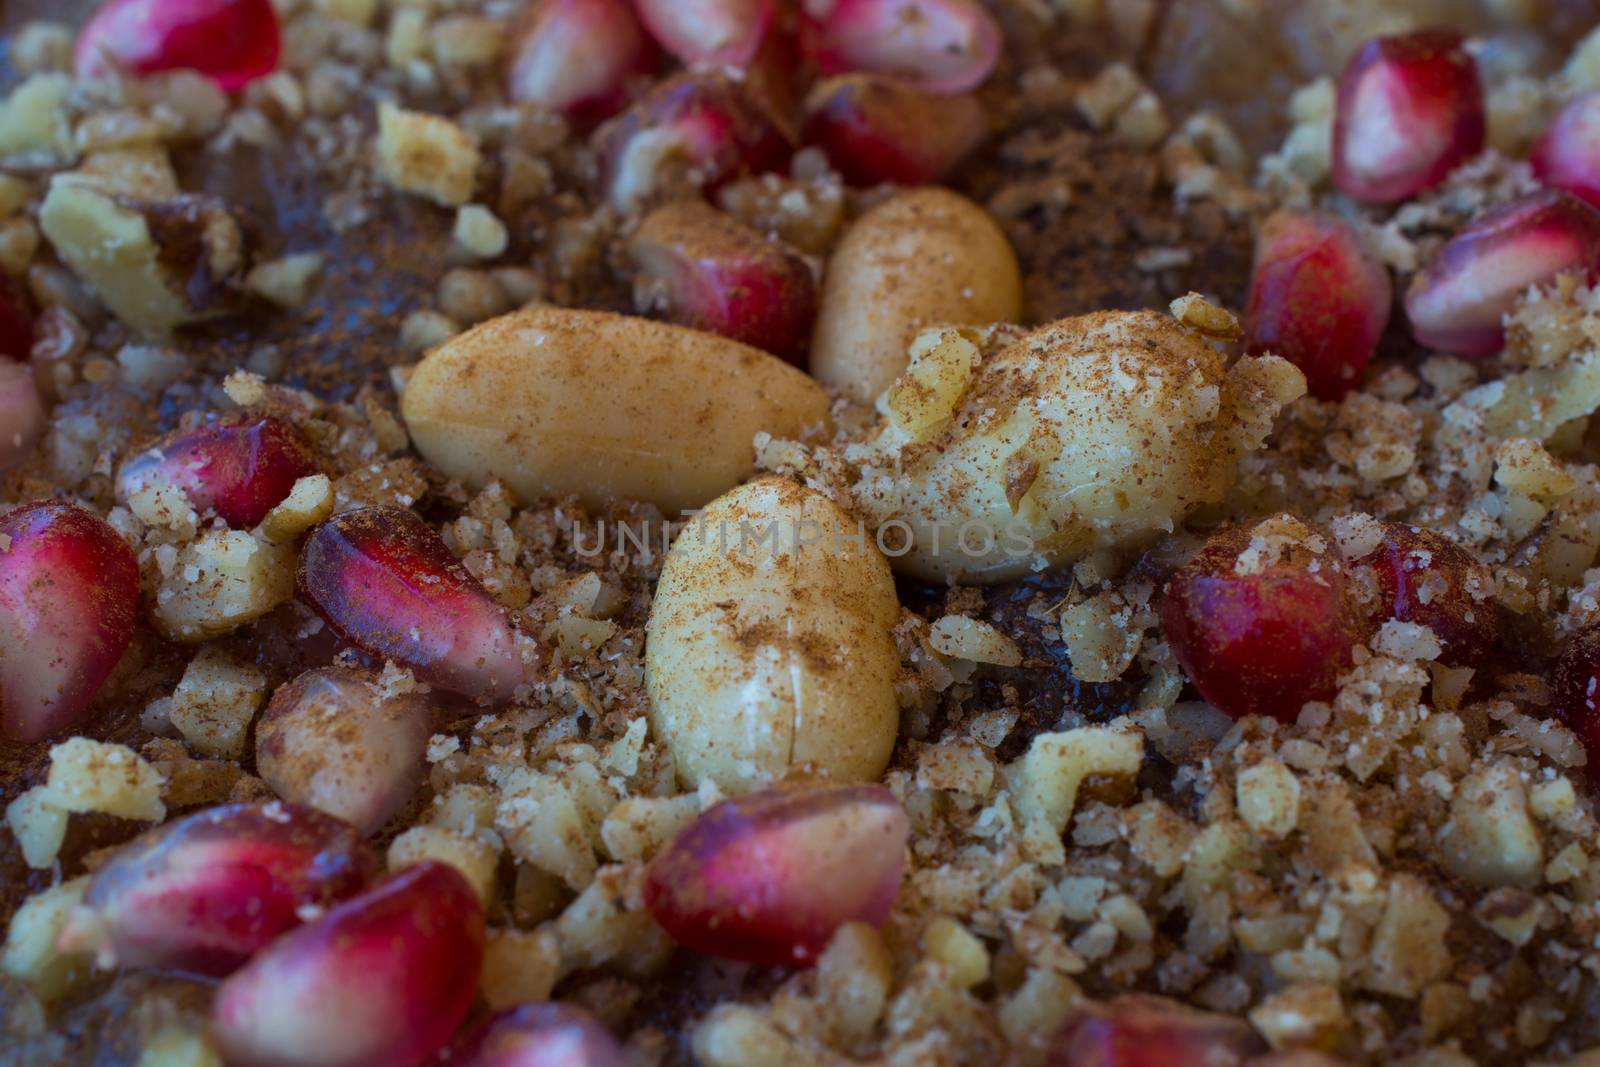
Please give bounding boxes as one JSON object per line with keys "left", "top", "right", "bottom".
{"left": 8, "top": 2, "right": 1600, "bottom": 1066}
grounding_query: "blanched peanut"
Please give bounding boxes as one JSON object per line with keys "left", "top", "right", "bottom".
{"left": 401, "top": 307, "right": 830, "bottom": 515}
{"left": 849, "top": 313, "right": 1306, "bottom": 582}
{"left": 646, "top": 477, "right": 900, "bottom": 792}
{"left": 810, "top": 188, "right": 1021, "bottom": 403}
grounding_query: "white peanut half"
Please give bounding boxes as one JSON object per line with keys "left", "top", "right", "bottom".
{"left": 810, "top": 187, "right": 1022, "bottom": 404}
{"left": 401, "top": 307, "right": 831, "bottom": 514}
{"left": 849, "top": 311, "right": 1307, "bottom": 583}
{"left": 646, "top": 477, "right": 900, "bottom": 793}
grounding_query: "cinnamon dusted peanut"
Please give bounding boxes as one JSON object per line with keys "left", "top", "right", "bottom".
{"left": 810, "top": 187, "right": 1021, "bottom": 403}
{"left": 401, "top": 307, "right": 830, "bottom": 514}
{"left": 646, "top": 477, "right": 899, "bottom": 793}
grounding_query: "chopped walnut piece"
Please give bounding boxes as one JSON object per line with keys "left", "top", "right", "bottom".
{"left": 39, "top": 178, "right": 249, "bottom": 338}
{"left": 375, "top": 102, "right": 481, "bottom": 208}
{"left": 1440, "top": 761, "right": 1544, "bottom": 889}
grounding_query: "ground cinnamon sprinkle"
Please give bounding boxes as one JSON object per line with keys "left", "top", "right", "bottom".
{"left": 8, "top": 2, "right": 1600, "bottom": 1066}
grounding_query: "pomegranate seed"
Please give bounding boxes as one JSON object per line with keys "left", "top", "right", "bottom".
{"left": 256, "top": 667, "right": 434, "bottom": 836}
{"left": 0, "top": 502, "right": 139, "bottom": 742}
{"left": 1355, "top": 524, "right": 1497, "bottom": 668}
{"left": 213, "top": 861, "right": 485, "bottom": 1067}
{"left": 1161, "top": 516, "right": 1367, "bottom": 722}
{"left": 1533, "top": 92, "right": 1600, "bottom": 208}
{"left": 634, "top": 0, "right": 774, "bottom": 69}
{"left": 55, "top": 802, "right": 375, "bottom": 977}
{"left": 448, "top": 1003, "right": 626, "bottom": 1067}
{"left": 1331, "top": 29, "right": 1484, "bottom": 203}
{"left": 628, "top": 201, "right": 817, "bottom": 363}
{"left": 117, "top": 415, "right": 319, "bottom": 530}
{"left": 297, "top": 507, "right": 530, "bottom": 702}
{"left": 1405, "top": 190, "right": 1600, "bottom": 356}
{"left": 0, "top": 361, "right": 44, "bottom": 473}
{"left": 0, "top": 273, "right": 34, "bottom": 362}
{"left": 1554, "top": 625, "right": 1600, "bottom": 762}
{"left": 594, "top": 71, "right": 793, "bottom": 211}
{"left": 643, "top": 783, "right": 907, "bottom": 967}
{"left": 799, "top": 0, "right": 999, "bottom": 95}
{"left": 1243, "top": 209, "right": 1393, "bottom": 402}
{"left": 800, "top": 73, "right": 987, "bottom": 186}
{"left": 507, "top": 0, "right": 655, "bottom": 123}
{"left": 1049, "top": 995, "right": 1265, "bottom": 1067}
{"left": 75, "top": 0, "right": 281, "bottom": 92}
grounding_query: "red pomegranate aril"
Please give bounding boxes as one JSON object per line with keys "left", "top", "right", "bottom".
{"left": 449, "top": 1003, "right": 626, "bottom": 1067}
{"left": 117, "top": 415, "right": 319, "bottom": 530}
{"left": 629, "top": 201, "right": 817, "bottom": 363}
{"left": 1244, "top": 209, "right": 1393, "bottom": 402}
{"left": 1332, "top": 29, "right": 1483, "bottom": 203}
{"left": 1405, "top": 190, "right": 1600, "bottom": 356}
{"left": 801, "top": 73, "right": 988, "bottom": 186}
{"left": 297, "top": 507, "right": 531, "bottom": 702}
{"left": 1554, "top": 624, "right": 1600, "bottom": 760}
{"left": 0, "top": 502, "right": 139, "bottom": 742}
{"left": 1049, "top": 995, "right": 1266, "bottom": 1067}
{"left": 256, "top": 667, "right": 434, "bottom": 836}
{"left": 1161, "top": 516, "right": 1366, "bottom": 722}
{"left": 1535, "top": 91, "right": 1600, "bottom": 209}
{"left": 507, "top": 0, "right": 655, "bottom": 123}
{"left": 595, "top": 71, "right": 793, "bottom": 211}
{"left": 0, "top": 273, "right": 34, "bottom": 362}
{"left": 1356, "top": 524, "right": 1497, "bottom": 667}
{"left": 75, "top": 0, "right": 281, "bottom": 92}
{"left": 55, "top": 802, "right": 376, "bottom": 977}
{"left": 643, "top": 783, "right": 908, "bottom": 967}
{"left": 213, "top": 861, "right": 485, "bottom": 1067}
{"left": 799, "top": 0, "right": 1000, "bottom": 95}
{"left": 634, "top": 0, "right": 774, "bottom": 69}
{"left": 0, "top": 361, "right": 44, "bottom": 473}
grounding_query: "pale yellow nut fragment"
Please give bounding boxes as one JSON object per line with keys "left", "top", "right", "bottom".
{"left": 136, "top": 1026, "right": 225, "bottom": 1067}
{"left": 39, "top": 179, "right": 190, "bottom": 338}
{"left": 480, "top": 927, "right": 559, "bottom": 1010}
{"left": 375, "top": 102, "right": 481, "bottom": 208}
{"left": 388, "top": 825, "right": 500, "bottom": 905}
{"left": 1494, "top": 438, "right": 1575, "bottom": 501}
{"left": 1062, "top": 592, "right": 1141, "bottom": 683}
{"left": 258, "top": 474, "right": 335, "bottom": 544}
{"left": 0, "top": 174, "right": 34, "bottom": 218}
{"left": 599, "top": 794, "right": 697, "bottom": 863}
{"left": 1236, "top": 760, "right": 1301, "bottom": 839}
{"left": 153, "top": 530, "right": 297, "bottom": 642}
{"left": 0, "top": 73, "right": 73, "bottom": 165}
{"left": 169, "top": 648, "right": 269, "bottom": 760}
{"left": 452, "top": 204, "right": 508, "bottom": 259}
{"left": 430, "top": 16, "right": 503, "bottom": 67}
{"left": 1169, "top": 291, "right": 1242, "bottom": 341}
{"left": 923, "top": 916, "right": 989, "bottom": 988}
{"left": 693, "top": 1005, "right": 821, "bottom": 1067}
{"left": 1249, "top": 982, "right": 1346, "bottom": 1050}
{"left": 314, "top": 0, "right": 377, "bottom": 25}
{"left": 1440, "top": 761, "right": 1544, "bottom": 889}
{"left": 1008, "top": 726, "right": 1143, "bottom": 865}
{"left": 43, "top": 738, "right": 165, "bottom": 821}
{"left": 929, "top": 614, "right": 1022, "bottom": 666}
{"left": 493, "top": 768, "right": 595, "bottom": 889}
{"left": 1, "top": 877, "right": 89, "bottom": 1002}
{"left": 881, "top": 327, "right": 982, "bottom": 441}
{"left": 1364, "top": 875, "right": 1453, "bottom": 997}
{"left": 246, "top": 252, "right": 325, "bottom": 310}
{"left": 817, "top": 923, "right": 892, "bottom": 1045}
{"left": 6, "top": 785, "right": 67, "bottom": 869}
